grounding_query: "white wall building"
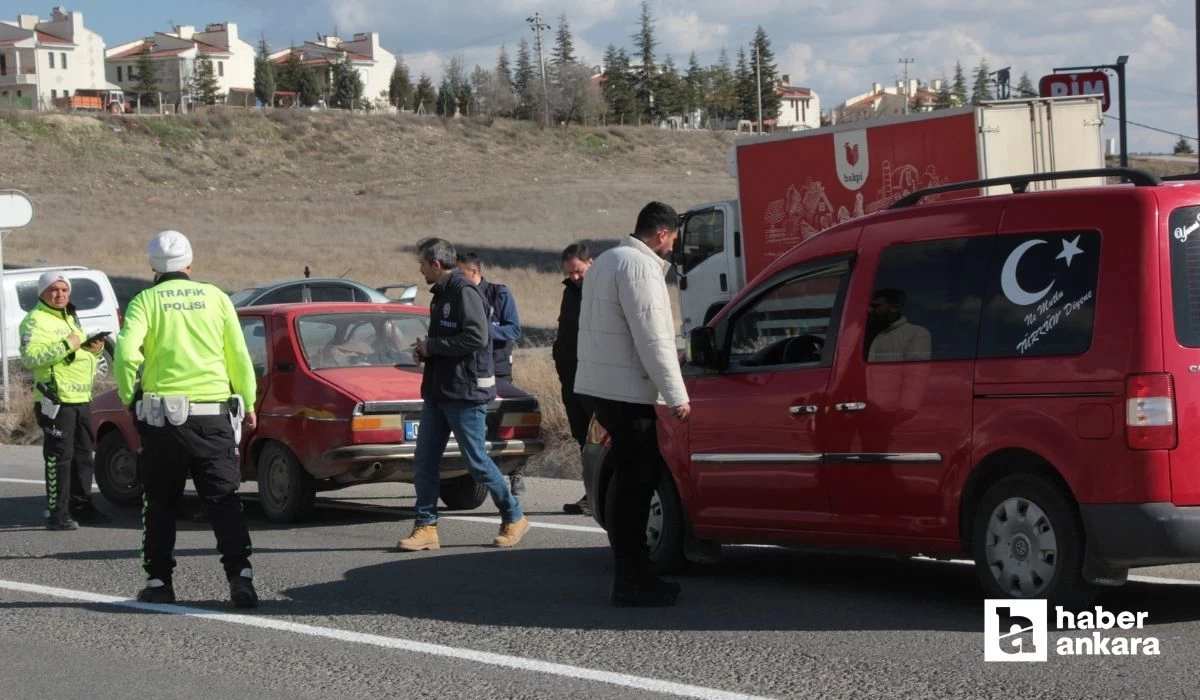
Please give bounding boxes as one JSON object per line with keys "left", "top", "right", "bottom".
{"left": 105, "top": 21, "right": 254, "bottom": 107}
{"left": 0, "top": 7, "right": 107, "bottom": 109}
{"left": 270, "top": 32, "right": 396, "bottom": 109}
{"left": 774, "top": 75, "right": 820, "bottom": 131}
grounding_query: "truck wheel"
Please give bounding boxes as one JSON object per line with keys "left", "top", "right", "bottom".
{"left": 256, "top": 442, "right": 315, "bottom": 523}
{"left": 440, "top": 476, "right": 488, "bottom": 510}
{"left": 95, "top": 430, "right": 142, "bottom": 506}
{"left": 605, "top": 469, "right": 687, "bottom": 574}
{"left": 971, "top": 473, "right": 1096, "bottom": 609}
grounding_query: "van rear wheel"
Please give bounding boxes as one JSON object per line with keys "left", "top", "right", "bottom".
{"left": 971, "top": 473, "right": 1096, "bottom": 609}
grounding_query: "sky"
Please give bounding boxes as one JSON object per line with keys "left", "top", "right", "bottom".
{"left": 20, "top": 0, "right": 1200, "bottom": 153}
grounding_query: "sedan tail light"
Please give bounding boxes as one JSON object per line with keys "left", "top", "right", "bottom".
{"left": 496, "top": 412, "right": 540, "bottom": 440}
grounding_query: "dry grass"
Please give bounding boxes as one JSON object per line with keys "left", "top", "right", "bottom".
{"left": 0, "top": 376, "right": 38, "bottom": 445}
{"left": 512, "top": 349, "right": 585, "bottom": 479}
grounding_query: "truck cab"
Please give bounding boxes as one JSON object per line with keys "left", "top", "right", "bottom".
{"left": 676, "top": 199, "right": 740, "bottom": 336}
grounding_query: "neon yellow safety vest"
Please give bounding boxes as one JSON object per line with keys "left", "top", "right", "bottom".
{"left": 114, "top": 274, "right": 257, "bottom": 408}
{"left": 18, "top": 301, "right": 98, "bottom": 404}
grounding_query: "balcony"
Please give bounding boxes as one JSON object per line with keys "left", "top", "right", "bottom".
{"left": 0, "top": 68, "right": 37, "bottom": 86}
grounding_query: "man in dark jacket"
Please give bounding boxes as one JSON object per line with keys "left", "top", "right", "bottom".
{"left": 455, "top": 252, "right": 527, "bottom": 493}
{"left": 398, "top": 238, "right": 529, "bottom": 551}
{"left": 553, "top": 243, "right": 595, "bottom": 515}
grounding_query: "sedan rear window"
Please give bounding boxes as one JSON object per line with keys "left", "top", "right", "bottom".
{"left": 297, "top": 312, "right": 430, "bottom": 369}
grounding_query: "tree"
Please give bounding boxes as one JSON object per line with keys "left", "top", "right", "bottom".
{"left": 553, "top": 62, "right": 603, "bottom": 124}
{"left": 276, "top": 49, "right": 319, "bottom": 107}
{"left": 971, "top": 58, "right": 991, "bottom": 104}
{"left": 330, "top": 53, "right": 365, "bottom": 109}
{"left": 473, "top": 65, "right": 516, "bottom": 121}
{"left": 413, "top": 73, "right": 436, "bottom": 113}
{"left": 951, "top": 61, "right": 968, "bottom": 106}
{"left": 192, "top": 56, "right": 223, "bottom": 105}
{"left": 436, "top": 78, "right": 456, "bottom": 116}
{"left": 133, "top": 44, "right": 160, "bottom": 107}
{"left": 513, "top": 39, "right": 535, "bottom": 119}
{"left": 254, "top": 38, "right": 275, "bottom": 108}
{"left": 388, "top": 58, "right": 412, "bottom": 110}
{"left": 750, "top": 26, "right": 781, "bottom": 124}
{"left": 735, "top": 46, "right": 754, "bottom": 121}
{"left": 1175, "top": 137, "right": 1196, "bottom": 155}
{"left": 296, "top": 64, "right": 321, "bottom": 107}
{"left": 601, "top": 44, "right": 637, "bottom": 124}
{"left": 496, "top": 45, "right": 513, "bottom": 97}
{"left": 683, "top": 51, "right": 704, "bottom": 121}
{"left": 935, "top": 77, "right": 954, "bottom": 109}
{"left": 1016, "top": 71, "right": 1035, "bottom": 98}
{"left": 552, "top": 13, "right": 576, "bottom": 68}
{"left": 632, "top": 0, "right": 656, "bottom": 119}
{"left": 655, "top": 54, "right": 684, "bottom": 121}
{"left": 708, "top": 48, "right": 737, "bottom": 124}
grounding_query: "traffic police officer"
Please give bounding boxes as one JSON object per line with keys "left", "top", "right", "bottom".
{"left": 114, "top": 230, "right": 259, "bottom": 608}
{"left": 20, "top": 270, "right": 110, "bottom": 530}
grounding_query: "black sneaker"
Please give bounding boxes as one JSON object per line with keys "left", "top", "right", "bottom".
{"left": 563, "top": 496, "right": 590, "bottom": 515}
{"left": 46, "top": 515, "right": 79, "bottom": 531}
{"left": 229, "top": 573, "right": 258, "bottom": 609}
{"left": 137, "top": 581, "right": 176, "bottom": 604}
{"left": 510, "top": 473, "right": 527, "bottom": 495}
{"left": 70, "top": 505, "right": 112, "bottom": 525}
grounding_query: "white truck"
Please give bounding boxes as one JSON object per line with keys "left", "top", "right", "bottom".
{"left": 675, "top": 96, "right": 1106, "bottom": 335}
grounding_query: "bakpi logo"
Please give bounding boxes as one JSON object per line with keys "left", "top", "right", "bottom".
{"left": 984, "top": 599, "right": 1048, "bottom": 662}
{"left": 833, "top": 129, "right": 869, "bottom": 191}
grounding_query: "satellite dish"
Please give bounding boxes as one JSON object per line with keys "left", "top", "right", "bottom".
{"left": 0, "top": 191, "right": 32, "bottom": 229}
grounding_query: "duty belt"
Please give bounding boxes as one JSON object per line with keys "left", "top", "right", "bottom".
{"left": 189, "top": 402, "right": 231, "bottom": 416}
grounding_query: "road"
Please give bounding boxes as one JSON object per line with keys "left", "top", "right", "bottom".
{"left": 2, "top": 444, "right": 1200, "bottom": 699}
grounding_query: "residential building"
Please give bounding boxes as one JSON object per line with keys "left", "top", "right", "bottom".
{"left": 269, "top": 33, "right": 396, "bottom": 109}
{"left": 105, "top": 22, "right": 253, "bottom": 108}
{"left": 774, "top": 75, "right": 820, "bottom": 131}
{"left": 0, "top": 7, "right": 107, "bottom": 109}
{"left": 834, "top": 78, "right": 944, "bottom": 123}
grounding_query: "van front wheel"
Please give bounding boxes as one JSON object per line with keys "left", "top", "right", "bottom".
{"left": 971, "top": 474, "right": 1096, "bottom": 609}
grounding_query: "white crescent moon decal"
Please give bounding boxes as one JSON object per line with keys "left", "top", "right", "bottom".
{"left": 1001, "top": 239, "right": 1054, "bottom": 307}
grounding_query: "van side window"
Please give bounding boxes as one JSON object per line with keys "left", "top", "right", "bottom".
{"left": 16, "top": 278, "right": 105, "bottom": 312}
{"left": 978, "top": 231, "right": 1100, "bottom": 358}
{"left": 867, "top": 238, "right": 991, "bottom": 363}
{"left": 727, "top": 267, "right": 846, "bottom": 369}
{"left": 680, "top": 209, "right": 725, "bottom": 275}
{"left": 1169, "top": 208, "right": 1200, "bottom": 347}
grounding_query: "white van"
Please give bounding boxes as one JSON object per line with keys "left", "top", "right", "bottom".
{"left": 2, "top": 266, "right": 121, "bottom": 378}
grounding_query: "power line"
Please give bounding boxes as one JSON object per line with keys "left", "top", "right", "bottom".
{"left": 1115, "top": 118, "right": 1198, "bottom": 142}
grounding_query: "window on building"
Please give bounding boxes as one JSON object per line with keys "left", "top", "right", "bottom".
{"left": 61, "top": 52, "right": 67, "bottom": 69}
{"left": 63, "top": 89, "right": 69, "bottom": 97}
{"left": 117, "top": 66, "right": 123, "bottom": 82}
{"left": 0, "top": 54, "right": 7, "bottom": 76}
{"left": 48, "top": 52, "right": 55, "bottom": 69}
{"left": 50, "top": 89, "right": 57, "bottom": 100}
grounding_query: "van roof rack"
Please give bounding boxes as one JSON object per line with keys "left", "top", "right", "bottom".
{"left": 1162, "top": 171, "right": 1200, "bottom": 181}
{"left": 889, "top": 167, "right": 1162, "bottom": 210}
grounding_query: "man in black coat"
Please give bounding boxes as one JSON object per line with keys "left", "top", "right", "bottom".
{"left": 553, "top": 243, "right": 595, "bottom": 515}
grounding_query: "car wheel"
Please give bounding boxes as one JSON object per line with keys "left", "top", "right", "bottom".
{"left": 604, "top": 469, "right": 687, "bottom": 575}
{"left": 971, "top": 473, "right": 1096, "bottom": 609}
{"left": 440, "top": 476, "right": 488, "bottom": 510}
{"left": 94, "top": 430, "right": 142, "bottom": 506}
{"left": 256, "top": 442, "right": 316, "bottom": 523}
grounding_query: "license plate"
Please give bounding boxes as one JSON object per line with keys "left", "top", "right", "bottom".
{"left": 404, "top": 420, "right": 419, "bottom": 441}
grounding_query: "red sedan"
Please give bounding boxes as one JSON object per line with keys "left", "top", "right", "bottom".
{"left": 91, "top": 303, "right": 544, "bottom": 522}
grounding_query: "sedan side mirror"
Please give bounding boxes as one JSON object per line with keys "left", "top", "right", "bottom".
{"left": 686, "top": 326, "right": 724, "bottom": 370}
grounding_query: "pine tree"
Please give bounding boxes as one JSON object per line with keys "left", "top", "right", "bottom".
{"left": 750, "top": 26, "right": 781, "bottom": 124}
{"left": 254, "top": 38, "right": 275, "bottom": 107}
{"left": 193, "top": 56, "right": 223, "bottom": 105}
{"left": 971, "top": 58, "right": 991, "bottom": 103}
{"left": 655, "top": 54, "right": 683, "bottom": 120}
{"left": 330, "top": 53, "right": 365, "bottom": 109}
{"left": 388, "top": 57, "right": 412, "bottom": 109}
{"left": 935, "top": 77, "right": 954, "bottom": 109}
{"left": 632, "top": 0, "right": 656, "bottom": 119}
{"left": 735, "top": 46, "right": 754, "bottom": 121}
{"left": 684, "top": 51, "right": 704, "bottom": 120}
{"left": 514, "top": 39, "right": 535, "bottom": 119}
{"left": 456, "top": 79, "right": 473, "bottom": 117}
{"left": 133, "top": 44, "right": 160, "bottom": 106}
{"left": 1016, "top": 71, "right": 1035, "bottom": 98}
{"left": 496, "top": 45, "right": 513, "bottom": 94}
{"left": 436, "top": 78, "right": 456, "bottom": 116}
{"left": 709, "top": 48, "right": 736, "bottom": 123}
{"left": 952, "top": 61, "right": 968, "bottom": 106}
{"left": 601, "top": 45, "right": 636, "bottom": 124}
{"left": 413, "top": 73, "right": 436, "bottom": 113}
{"left": 296, "top": 64, "right": 320, "bottom": 107}
{"left": 1174, "top": 137, "right": 1195, "bottom": 155}
{"left": 552, "top": 14, "right": 576, "bottom": 67}
{"left": 275, "top": 49, "right": 300, "bottom": 93}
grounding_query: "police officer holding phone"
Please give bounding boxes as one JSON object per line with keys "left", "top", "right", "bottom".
{"left": 19, "top": 270, "right": 111, "bottom": 530}
{"left": 114, "top": 230, "right": 259, "bottom": 608}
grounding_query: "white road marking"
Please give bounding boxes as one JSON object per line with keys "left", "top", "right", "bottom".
{"left": 0, "top": 579, "right": 768, "bottom": 700}
{"left": 445, "top": 515, "right": 606, "bottom": 534}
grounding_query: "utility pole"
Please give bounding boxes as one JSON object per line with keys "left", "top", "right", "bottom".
{"left": 899, "top": 57, "right": 915, "bottom": 114}
{"left": 527, "top": 12, "right": 551, "bottom": 128}
{"left": 754, "top": 38, "right": 763, "bottom": 134}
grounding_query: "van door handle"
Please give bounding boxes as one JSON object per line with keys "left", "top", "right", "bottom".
{"left": 835, "top": 402, "right": 867, "bottom": 412}
{"left": 789, "top": 404, "right": 818, "bottom": 415}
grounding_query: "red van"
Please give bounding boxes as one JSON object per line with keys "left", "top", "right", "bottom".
{"left": 583, "top": 168, "right": 1200, "bottom": 606}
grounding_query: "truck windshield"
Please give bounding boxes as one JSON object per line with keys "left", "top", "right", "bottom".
{"left": 680, "top": 209, "right": 725, "bottom": 274}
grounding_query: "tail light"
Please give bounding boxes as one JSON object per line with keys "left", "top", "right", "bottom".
{"left": 1125, "top": 373, "right": 1177, "bottom": 450}
{"left": 117, "top": 306, "right": 124, "bottom": 328}
{"left": 351, "top": 404, "right": 403, "bottom": 433}
{"left": 496, "top": 412, "right": 540, "bottom": 440}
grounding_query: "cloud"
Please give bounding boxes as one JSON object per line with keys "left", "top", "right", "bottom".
{"left": 656, "top": 11, "right": 730, "bottom": 56}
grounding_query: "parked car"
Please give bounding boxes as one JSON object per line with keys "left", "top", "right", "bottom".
{"left": 376, "top": 283, "right": 419, "bottom": 305}
{"left": 2, "top": 266, "right": 121, "bottom": 378}
{"left": 584, "top": 167, "right": 1200, "bottom": 607}
{"left": 229, "top": 278, "right": 393, "bottom": 307}
{"left": 91, "top": 302, "right": 545, "bottom": 522}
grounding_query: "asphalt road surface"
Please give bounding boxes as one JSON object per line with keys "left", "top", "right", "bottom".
{"left": 2, "top": 444, "right": 1200, "bottom": 699}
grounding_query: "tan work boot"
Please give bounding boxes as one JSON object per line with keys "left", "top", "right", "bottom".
{"left": 493, "top": 517, "right": 530, "bottom": 548}
{"left": 397, "top": 524, "right": 440, "bottom": 551}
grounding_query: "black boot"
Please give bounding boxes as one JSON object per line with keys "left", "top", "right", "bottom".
{"left": 70, "top": 503, "right": 112, "bottom": 525}
{"left": 229, "top": 569, "right": 258, "bottom": 609}
{"left": 137, "top": 580, "right": 176, "bottom": 603}
{"left": 46, "top": 514, "right": 79, "bottom": 531}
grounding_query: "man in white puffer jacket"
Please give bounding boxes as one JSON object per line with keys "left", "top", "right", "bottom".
{"left": 576, "top": 201, "right": 690, "bottom": 607}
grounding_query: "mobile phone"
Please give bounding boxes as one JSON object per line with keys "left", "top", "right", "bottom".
{"left": 84, "top": 331, "right": 112, "bottom": 346}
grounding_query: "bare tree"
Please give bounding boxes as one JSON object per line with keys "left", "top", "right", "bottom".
{"left": 552, "top": 63, "right": 604, "bottom": 125}
{"left": 472, "top": 65, "right": 517, "bottom": 122}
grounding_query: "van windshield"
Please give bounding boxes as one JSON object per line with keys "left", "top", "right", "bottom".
{"left": 16, "top": 277, "right": 105, "bottom": 312}
{"left": 1168, "top": 205, "right": 1200, "bottom": 347}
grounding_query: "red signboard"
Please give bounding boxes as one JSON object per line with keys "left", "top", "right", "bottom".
{"left": 1038, "top": 71, "right": 1111, "bottom": 112}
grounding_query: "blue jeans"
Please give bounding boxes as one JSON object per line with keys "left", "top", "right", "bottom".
{"left": 412, "top": 400, "right": 523, "bottom": 526}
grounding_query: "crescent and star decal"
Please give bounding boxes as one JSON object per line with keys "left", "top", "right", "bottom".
{"left": 1000, "top": 235, "right": 1084, "bottom": 307}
